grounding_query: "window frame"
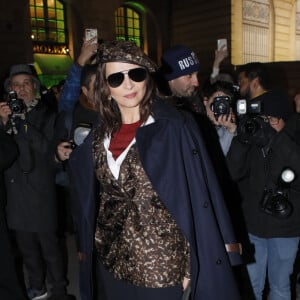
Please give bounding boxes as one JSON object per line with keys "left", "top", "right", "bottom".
{"left": 30, "top": 0, "right": 68, "bottom": 54}
{"left": 115, "top": 5, "right": 143, "bottom": 48}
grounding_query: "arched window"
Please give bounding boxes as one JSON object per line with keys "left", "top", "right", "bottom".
{"left": 30, "top": 0, "right": 68, "bottom": 54}
{"left": 115, "top": 5, "right": 143, "bottom": 47}
{"left": 29, "top": 0, "right": 72, "bottom": 88}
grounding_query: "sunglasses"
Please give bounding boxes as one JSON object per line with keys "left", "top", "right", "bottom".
{"left": 106, "top": 67, "right": 147, "bottom": 88}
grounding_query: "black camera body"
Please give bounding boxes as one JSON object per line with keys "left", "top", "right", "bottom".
{"left": 236, "top": 99, "right": 270, "bottom": 145}
{"left": 210, "top": 95, "right": 231, "bottom": 118}
{"left": 260, "top": 189, "right": 292, "bottom": 219}
{"left": 7, "top": 91, "right": 25, "bottom": 114}
{"left": 63, "top": 142, "right": 77, "bottom": 150}
{"left": 236, "top": 99, "right": 262, "bottom": 116}
{"left": 260, "top": 168, "right": 296, "bottom": 219}
{"left": 238, "top": 115, "right": 265, "bottom": 136}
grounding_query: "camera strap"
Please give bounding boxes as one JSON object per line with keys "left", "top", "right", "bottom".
{"left": 261, "top": 145, "right": 276, "bottom": 190}
{"left": 6, "top": 99, "right": 38, "bottom": 135}
{"left": 64, "top": 109, "right": 74, "bottom": 140}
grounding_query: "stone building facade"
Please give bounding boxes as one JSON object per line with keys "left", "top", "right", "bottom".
{"left": 1, "top": 0, "right": 300, "bottom": 102}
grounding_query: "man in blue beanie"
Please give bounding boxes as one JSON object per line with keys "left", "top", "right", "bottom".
{"left": 159, "top": 45, "right": 205, "bottom": 114}
{"left": 161, "top": 45, "right": 200, "bottom": 97}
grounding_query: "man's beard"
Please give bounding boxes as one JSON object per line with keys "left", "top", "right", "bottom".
{"left": 240, "top": 87, "right": 251, "bottom": 100}
{"left": 182, "top": 86, "right": 196, "bottom": 97}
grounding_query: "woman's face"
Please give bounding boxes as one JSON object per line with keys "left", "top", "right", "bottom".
{"left": 105, "top": 62, "right": 147, "bottom": 114}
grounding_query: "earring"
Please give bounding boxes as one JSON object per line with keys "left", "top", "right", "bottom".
{"left": 108, "top": 95, "right": 112, "bottom": 100}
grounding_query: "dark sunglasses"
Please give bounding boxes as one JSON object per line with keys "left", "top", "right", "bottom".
{"left": 106, "top": 67, "right": 147, "bottom": 88}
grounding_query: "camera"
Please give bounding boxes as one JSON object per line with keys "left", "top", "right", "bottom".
{"left": 236, "top": 99, "right": 262, "bottom": 116}
{"left": 236, "top": 99, "right": 270, "bottom": 145}
{"left": 73, "top": 123, "right": 92, "bottom": 146}
{"left": 260, "top": 168, "right": 296, "bottom": 218}
{"left": 7, "top": 91, "right": 25, "bottom": 114}
{"left": 63, "top": 123, "right": 92, "bottom": 151}
{"left": 210, "top": 95, "right": 231, "bottom": 118}
{"left": 63, "top": 141, "right": 77, "bottom": 150}
{"left": 260, "top": 189, "right": 293, "bottom": 219}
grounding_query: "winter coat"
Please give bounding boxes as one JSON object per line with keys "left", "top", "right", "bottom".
{"left": 69, "top": 99, "right": 241, "bottom": 300}
{"left": 227, "top": 113, "right": 300, "bottom": 238}
{"left": 0, "top": 129, "right": 18, "bottom": 210}
{"left": 4, "top": 101, "right": 58, "bottom": 232}
{"left": 0, "top": 127, "right": 26, "bottom": 300}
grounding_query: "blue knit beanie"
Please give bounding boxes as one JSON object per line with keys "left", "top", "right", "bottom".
{"left": 161, "top": 45, "right": 200, "bottom": 81}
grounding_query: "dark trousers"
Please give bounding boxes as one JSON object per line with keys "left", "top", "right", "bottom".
{"left": 96, "top": 258, "right": 183, "bottom": 300}
{"left": 15, "top": 230, "right": 67, "bottom": 295}
{"left": 0, "top": 214, "right": 26, "bottom": 300}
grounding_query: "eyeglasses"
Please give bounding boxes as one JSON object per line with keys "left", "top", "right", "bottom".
{"left": 261, "top": 116, "right": 280, "bottom": 125}
{"left": 106, "top": 68, "right": 147, "bottom": 88}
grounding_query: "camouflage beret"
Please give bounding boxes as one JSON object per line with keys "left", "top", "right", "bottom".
{"left": 97, "top": 40, "right": 157, "bottom": 72}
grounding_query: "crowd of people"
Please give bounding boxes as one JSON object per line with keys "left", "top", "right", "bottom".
{"left": 0, "top": 33, "right": 299, "bottom": 300}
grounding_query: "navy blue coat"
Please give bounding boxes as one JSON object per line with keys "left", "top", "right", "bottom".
{"left": 69, "top": 99, "right": 241, "bottom": 300}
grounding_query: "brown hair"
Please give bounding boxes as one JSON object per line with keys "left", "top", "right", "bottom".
{"left": 93, "top": 62, "right": 159, "bottom": 139}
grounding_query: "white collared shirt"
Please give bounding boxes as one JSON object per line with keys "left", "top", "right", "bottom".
{"left": 103, "top": 115, "right": 154, "bottom": 179}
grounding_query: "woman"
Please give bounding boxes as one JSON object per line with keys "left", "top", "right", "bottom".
{"left": 202, "top": 80, "right": 237, "bottom": 155}
{"left": 65, "top": 40, "right": 241, "bottom": 300}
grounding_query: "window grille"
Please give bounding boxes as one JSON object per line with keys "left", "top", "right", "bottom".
{"left": 115, "top": 5, "right": 143, "bottom": 47}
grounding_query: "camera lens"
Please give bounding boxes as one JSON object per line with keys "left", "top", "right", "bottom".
{"left": 211, "top": 96, "right": 231, "bottom": 117}
{"left": 244, "top": 118, "right": 260, "bottom": 134}
{"left": 7, "top": 91, "right": 25, "bottom": 114}
{"left": 216, "top": 103, "right": 227, "bottom": 114}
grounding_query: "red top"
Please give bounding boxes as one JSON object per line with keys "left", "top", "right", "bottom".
{"left": 109, "top": 120, "right": 142, "bottom": 160}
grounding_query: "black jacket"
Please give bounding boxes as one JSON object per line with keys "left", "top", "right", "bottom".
{"left": 0, "top": 129, "right": 18, "bottom": 209}
{"left": 4, "top": 101, "right": 58, "bottom": 232}
{"left": 227, "top": 113, "right": 300, "bottom": 237}
{"left": 0, "top": 129, "right": 27, "bottom": 300}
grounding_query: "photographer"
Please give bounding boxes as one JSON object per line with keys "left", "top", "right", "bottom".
{"left": 203, "top": 80, "right": 237, "bottom": 155}
{"left": 237, "top": 62, "right": 270, "bottom": 101}
{"left": 227, "top": 90, "right": 300, "bottom": 300}
{"left": 0, "top": 64, "right": 74, "bottom": 300}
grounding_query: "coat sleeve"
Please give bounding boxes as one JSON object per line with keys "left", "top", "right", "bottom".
{"left": 59, "top": 63, "right": 82, "bottom": 112}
